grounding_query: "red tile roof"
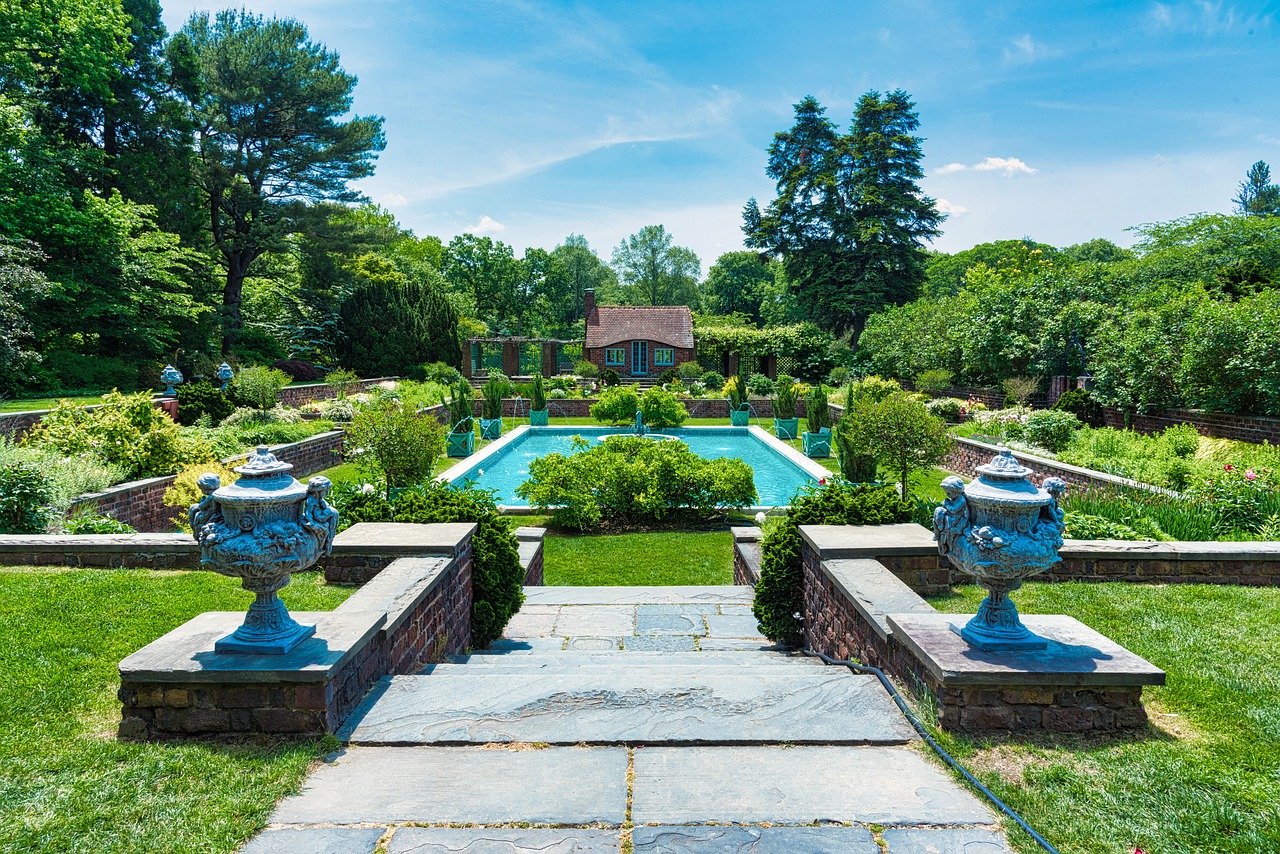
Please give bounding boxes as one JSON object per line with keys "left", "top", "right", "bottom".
{"left": 585, "top": 305, "right": 694, "bottom": 349}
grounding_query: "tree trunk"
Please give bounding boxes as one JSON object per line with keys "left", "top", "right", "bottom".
{"left": 221, "top": 252, "right": 254, "bottom": 356}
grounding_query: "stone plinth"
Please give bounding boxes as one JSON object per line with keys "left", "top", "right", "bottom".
{"left": 323, "top": 522, "right": 476, "bottom": 584}
{"left": 732, "top": 527, "right": 762, "bottom": 586}
{"left": 887, "top": 612, "right": 1165, "bottom": 733}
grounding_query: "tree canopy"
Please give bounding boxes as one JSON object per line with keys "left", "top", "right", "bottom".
{"left": 609, "top": 225, "right": 701, "bottom": 307}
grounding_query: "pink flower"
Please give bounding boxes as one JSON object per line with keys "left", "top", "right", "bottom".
{"left": 819, "top": 477, "right": 828, "bottom": 485}
{"left": 1246, "top": 469, "right": 1257, "bottom": 480}
{"left": 1224, "top": 464, "right": 1234, "bottom": 471}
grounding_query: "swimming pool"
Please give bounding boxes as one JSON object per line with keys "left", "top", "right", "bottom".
{"left": 438, "top": 425, "right": 829, "bottom": 510}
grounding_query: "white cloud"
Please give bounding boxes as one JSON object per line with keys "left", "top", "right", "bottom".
{"left": 379, "top": 192, "right": 408, "bottom": 209}
{"left": 972, "top": 157, "right": 1038, "bottom": 176}
{"left": 934, "top": 162, "right": 968, "bottom": 175}
{"left": 1003, "top": 34, "right": 1061, "bottom": 65}
{"left": 937, "top": 198, "right": 969, "bottom": 216}
{"left": 467, "top": 215, "right": 506, "bottom": 235}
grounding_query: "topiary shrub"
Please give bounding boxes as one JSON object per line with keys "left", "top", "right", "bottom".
{"left": 176, "top": 381, "right": 233, "bottom": 426}
{"left": 0, "top": 461, "right": 51, "bottom": 533}
{"left": 530, "top": 374, "right": 547, "bottom": 412}
{"left": 329, "top": 481, "right": 524, "bottom": 648}
{"left": 700, "top": 370, "right": 725, "bottom": 390}
{"left": 748, "top": 373, "right": 774, "bottom": 397}
{"left": 773, "top": 382, "right": 798, "bottom": 419}
{"left": 517, "top": 435, "right": 756, "bottom": 529}
{"left": 599, "top": 368, "right": 620, "bottom": 387}
{"left": 677, "top": 361, "right": 704, "bottom": 381}
{"left": 638, "top": 387, "right": 688, "bottom": 429}
{"left": 753, "top": 482, "right": 912, "bottom": 646}
{"left": 590, "top": 386, "right": 641, "bottom": 424}
{"left": 659, "top": 368, "right": 680, "bottom": 385}
{"left": 1052, "top": 388, "right": 1104, "bottom": 428}
{"left": 925, "top": 397, "right": 967, "bottom": 423}
{"left": 806, "top": 386, "right": 831, "bottom": 433}
{"left": 1023, "top": 409, "right": 1081, "bottom": 454}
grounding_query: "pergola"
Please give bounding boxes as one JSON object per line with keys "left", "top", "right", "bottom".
{"left": 464, "top": 337, "right": 583, "bottom": 378}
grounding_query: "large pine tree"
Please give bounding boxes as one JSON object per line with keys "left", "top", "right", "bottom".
{"left": 1235, "top": 161, "right": 1280, "bottom": 217}
{"left": 744, "top": 91, "right": 943, "bottom": 337}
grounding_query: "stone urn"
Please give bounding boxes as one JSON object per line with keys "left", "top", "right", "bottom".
{"left": 189, "top": 446, "right": 339, "bottom": 654}
{"left": 932, "top": 449, "right": 1067, "bottom": 651}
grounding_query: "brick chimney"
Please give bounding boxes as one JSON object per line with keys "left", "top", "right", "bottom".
{"left": 583, "top": 288, "right": 595, "bottom": 311}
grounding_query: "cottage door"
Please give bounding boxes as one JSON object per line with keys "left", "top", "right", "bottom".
{"left": 631, "top": 341, "right": 648, "bottom": 376}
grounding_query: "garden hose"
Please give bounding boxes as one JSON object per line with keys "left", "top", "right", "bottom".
{"left": 801, "top": 648, "right": 1061, "bottom": 854}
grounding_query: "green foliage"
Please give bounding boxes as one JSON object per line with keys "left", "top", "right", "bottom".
{"left": 749, "top": 373, "right": 774, "bottom": 396}
{"left": 806, "top": 386, "right": 831, "bottom": 433}
{"left": 164, "top": 461, "right": 240, "bottom": 532}
{"left": 590, "top": 386, "right": 641, "bottom": 425}
{"left": 840, "top": 392, "right": 951, "bottom": 498}
{"left": 481, "top": 378, "right": 504, "bottom": 420}
{"left": 574, "top": 359, "right": 599, "bottom": 378}
{"left": 447, "top": 380, "right": 474, "bottom": 434}
{"left": 773, "top": 382, "right": 798, "bottom": 419}
{"left": 331, "top": 481, "right": 524, "bottom": 647}
{"left": 677, "top": 361, "right": 703, "bottom": 380}
{"left": 416, "top": 362, "right": 464, "bottom": 387}
{"left": 0, "top": 461, "right": 50, "bottom": 533}
{"left": 702, "top": 251, "right": 773, "bottom": 321}
{"left": 0, "top": 240, "right": 51, "bottom": 395}
{"left": 599, "top": 368, "right": 620, "bottom": 387}
{"left": 1163, "top": 423, "right": 1201, "bottom": 458}
{"left": 346, "top": 402, "right": 445, "bottom": 490}
{"left": 609, "top": 225, "right": 701, "bottom": 307}
{"left": 754, "top": 482, "right": 911, "bottom": 645}
{"left": 337, "top": 258, "right": 461, "bottom": 376}
{"left": 62, "top": 510, "right": 136, "bottom": 535}
{"left": 1023, "top": 410, "right": 1081, "bottom": 453}
{"left": 530, "top": 373, "right": 547, "bottom": 411}
{"left": 1052, "top": 388, "right": 1104, "bottom": 428}
{"left": 516, "top": 435, "right": 757, "bottom": 530}
{"left": 914, "top": 368, "right": 953, "bottom": 395}
{"left": 925, "top": 397, "right": 966, "bottom": 422}
{"left": 700, "top": 370, "right": 725, "bottom": 389}
{"left": 229, "top": 366, "right": 290, "bottom": 412}
{"left": 325, "top": 368, "right": 361, "bottom": 399}
{"left": 1001, "top": 375, "right": 1039, "bottom": 406}
{"left": 1234, "top": 160, "right": 1280, "bottom": 217}
{"left": 638, "top": 387, "right": 689, "bottom": 429}
{"left": 846, "top": 375, "right": 902, "bottom": 405}
{"left": 176, "top": 381, "right": 233, "bottom": 426}
{"left": 725, "top": 375, "right": 748, "bottom": 411}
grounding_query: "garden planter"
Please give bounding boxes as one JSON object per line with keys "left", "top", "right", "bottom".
{"left": 447, "top": 431, "right": 475, "bottom": 457}
{"left": 730, "top": 408, "right": 750, "bottom": 427}
{"left": 529, "top": 408, "right": 549, "bottom": 426}
{"left": 802, "top": 428, "right": 832, "bottom": 458}
{"left": 480, "top": 417, "right": 503, "bottom": 440}
{"left": 773, "top": 417, "right": 799, "bottom": 440}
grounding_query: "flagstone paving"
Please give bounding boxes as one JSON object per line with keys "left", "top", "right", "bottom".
{"left": 244, "top": 586, "right": 1013, "bottom": 853}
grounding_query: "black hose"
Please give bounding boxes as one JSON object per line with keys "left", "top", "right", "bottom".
{"left": 801, "top": 648, "right": 1060, "bottom": 854}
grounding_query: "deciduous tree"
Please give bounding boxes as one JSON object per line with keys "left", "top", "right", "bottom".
{"left": 610, "top": 225, "right": 701, "bottom": 307}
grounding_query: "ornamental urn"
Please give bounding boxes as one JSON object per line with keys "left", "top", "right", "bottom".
{"left": 189, "top": 446, "right": 339, "bottom": 654}
{"left": 160, "top": 364, "right": 184, "bottom": 396}
{"left": 932, "top": 448, "right": 1067, "bottom": 651}
{"left": 215, "top": 362, "right": 235, "bottom": 390}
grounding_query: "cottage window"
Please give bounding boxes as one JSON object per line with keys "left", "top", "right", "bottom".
{"left": 654, "top": 348, "right": 674, "bottom": 366}
{"left": 605, "top": 348, "right": 625, "bottom": 366}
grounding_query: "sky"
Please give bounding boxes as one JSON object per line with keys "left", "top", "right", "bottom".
{"left": 159, "top": 0, "right": 1280, "bottom": 272}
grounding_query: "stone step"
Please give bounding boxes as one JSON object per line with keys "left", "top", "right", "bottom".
{"left": 341, "top": 669, "right": 914, "bottom": 745}
{"left": 441, "top": 651, "right": 824, "bottom": 669}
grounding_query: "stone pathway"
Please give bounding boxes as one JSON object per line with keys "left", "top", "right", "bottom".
{"left": 243, "top": 586, "right": 1013, "bottom": 853}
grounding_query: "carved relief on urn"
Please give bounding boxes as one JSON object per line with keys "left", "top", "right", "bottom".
{"left": 933, "top": 448, "right": 1067, "bottom": 651}
{"left": 190, "top": 446, "right": 339, "bottom": 654}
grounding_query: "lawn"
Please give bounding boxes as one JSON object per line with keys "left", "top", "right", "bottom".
{"left": 0, "top": 394, "right": 109, "bottom": 413}
{"left": 544, "top": 529, "right": 733, "bottom": 585}
{"left": 925, "top": 582, "right": 1280, "bottom": 854}
{"left": 0, "top": 567, "right": 353, "bottom": 854}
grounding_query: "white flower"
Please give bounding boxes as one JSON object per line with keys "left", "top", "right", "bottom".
{"left": 360, "top": 483, "right": 375, "bottom": 495}
{"left": 477, "top": 469, "right": 485, "bottom": 477}
{"left": 755, "top": 512, "right": 767, "bottom": 526}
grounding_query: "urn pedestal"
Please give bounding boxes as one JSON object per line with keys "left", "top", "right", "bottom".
{"left": 933, "top": 449, "right": 1067, "bottom": 652}
{"left": 190, "top": 446, "right": 338, "bottom": 655}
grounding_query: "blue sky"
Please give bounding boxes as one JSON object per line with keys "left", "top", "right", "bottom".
{"left": 160, "top": 1, "right": 1280, "bottom": 271}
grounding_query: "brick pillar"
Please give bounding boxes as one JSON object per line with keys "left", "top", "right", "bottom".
{"left": 502, "top": 342, "right": 519, "bottom": 377}
{"left": 542, "top": 343, "right": 557, "bottom": 377}
{"left": 727, "top": 353, "right": 739, "bottom": 378}
{"left": 1047, "top": 375, "right": 1068, "bottom": 406}
{"left": 462, "top": 342, "right": 473, "bottom": 378}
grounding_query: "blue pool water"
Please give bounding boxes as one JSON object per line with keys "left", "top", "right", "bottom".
{"left": 444, "top": 426, "right": 822, "bottom": 507}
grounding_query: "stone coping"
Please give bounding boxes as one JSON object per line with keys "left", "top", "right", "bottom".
{"left": 731, "top": 527, "right": 762, "bottom": 543}
{"left": 821, "top": 558, "right": 937, "bottom": 643}
{"left": 340, "top": 557, "right": 451, "bottom": 637}
{"left": 800, "top": 523, "right": 937, "bottom": 558}
{"left": 886, "top": 613, "right": 1166, "bottom": 688}
{"left": 0, "top": 533, "right": 194, "bottom": 555}
{"left": 331, "top": 522, "right": 476, "bottom": 554}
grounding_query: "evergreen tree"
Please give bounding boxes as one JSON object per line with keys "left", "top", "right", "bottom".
{"left": 336, "top": 258, "right": 460, "bottom": 376}
{"left": 1235, "top": 161, "right": 1280, "bottom": 217}
{"left": 745, "top": 92, "right": 943, "bottom": 337}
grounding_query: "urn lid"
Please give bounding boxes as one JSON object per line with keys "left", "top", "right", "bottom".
{"left": 216, "top": 446, "right": 306, "bottom": 504}
{"left": 965, "top": 448, "right": 1051, "bottom": 506}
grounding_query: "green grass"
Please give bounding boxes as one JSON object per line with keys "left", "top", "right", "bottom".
{"left": 0, "top": 567, "right": 353, "bottom": 854}
{"left": 0, "top": 394, "right": 108, "bottom": 413}
{"left": 544, "top": 530, "right": 733, "bottom": 585}
{"left": 925, "top": 582, "right": 1280, "bottom": 854}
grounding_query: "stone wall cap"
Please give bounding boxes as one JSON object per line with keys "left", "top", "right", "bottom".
{"left": 0, "top": 533, "right": 195, "bottom": 554}
{"left": 513, "top": 527, "right": 546, "bottom": 542}
{"left": 332, "top": 522, "right": 477, "bottom": 554}
{"left": 731, "top": 527, "right": 762, "bottom": 542}
{"left": 1060, "top": 539, "right": 1280, "bottom": 561}
{"left": 338, "top": 556, "right": 451, "bottom": 637}
{"left": 886, "top": 612, "right": 1165, "bottom": 687}
{"left": 119, "top": 609, "right": 384, "bottom": 683}
{"left": 822, "top": 559, "right": 937, "bottom": 642}
{"left": 799, "top": 523, "right": 936, "bottom": 558}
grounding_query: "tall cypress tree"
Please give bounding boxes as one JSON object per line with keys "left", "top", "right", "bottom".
{"left": 745, "top": 91, "right": 943, "bottom": 338}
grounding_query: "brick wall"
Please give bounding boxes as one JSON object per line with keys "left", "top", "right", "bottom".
{"left": 275, "top": 377, "right": 397, "bottom": 407}
{"left": 584, "top": 343, "right": 695, "bottom": 377}
{"left": 1101, "top": 406, "right": 1280, "bottom": 445}
{"left": 69, "top": 431, "right": 345, "bottom": 533}
{"left": 0, "top": 410, "right": 45, "bottom": 439}
{"left": 732, "top": 528, "right": 762, "bottom": 586}
{"left": 945, "top": 436, "right": 1169, "bottom": 495}
{"left": 467, "top": 396, "right": 813, "bottom": 420}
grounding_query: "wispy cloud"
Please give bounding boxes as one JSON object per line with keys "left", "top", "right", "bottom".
{"left": 937, "top": 198, "right": 969, "bottom": 216}
{"left": 1003, "top": 34, "right": 1060, "bottom": 65}
{"left": 1146, "top": 1, "right": 1273, "bottom": 35}
{"left": 934, "top": 157, "right": 1038, "bottom": 177}
{"left": 379, "top": 192, "right": 408, "bottom": 209}
{"left": 467, "top": 215, "right": 506, "bottom": 235}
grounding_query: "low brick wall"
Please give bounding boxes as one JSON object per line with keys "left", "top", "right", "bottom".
{"left": 945, "top": 436, "right": 1169, "bottom": 495}
{"left": 732, "top": 528, "right": 762, "bottom": 586}
{"left": 277, "top": 377, "right": 397, "bottom": 407}
{"left": 0, "top": 410, "right": 44, "bottom": 439}
{"left": 118, "top": 524, "right": 474, "bottom": 740}
{"left": 1102, "top": 406, "right": 1280, "bottom": 445}
{"left": 469, "top": 397, "right": 811, "bottom": 421}
{"left": 516, "top": 527, "right": 545, "bottom": 586}
{"left": 68, "top": 430, "right": 344, "bottom": 533}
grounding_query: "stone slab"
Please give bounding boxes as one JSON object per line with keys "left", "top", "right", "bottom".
{"left": 502, "top": 610, "right": 560, "bottom": 638}
{"left": 888, "top": 613, "right": 1167, "bottom": 687}
{"left": 717, "top": 604, "right": 755, "bottom": 615}
{"left": 622, "top": 636, "right": 697, "bottom": 652}
{"left": 632, "top": 826, "right": 878, "bottom": 853}
{"left": 478, "top": 637, "right": 566, "bottom": 653}
{"left": 698, "top": 638, "right": 782, "bottom": 652}
{"left": 0, "top": 532, "right": 195, "bottom": 554}
{"left": 340, "top": 556, "right": 450, "bottom": 635}
{"left": 118, "top": 610, "right": 383, "bottom": 683}
{"left": 241, "top": 827, "right": 384, "bottom": 854}
{"left": 332, "top": 522, "right": 475, "bottom": 553}
{"left": 824, "top": 558, "right": 937, "bottom": 641}
{"left": 730, "top": 526, "right": 762, "bottom": 542}
{"left": 635, "top": 613, "right": 706, "bottom": 636}
{"left": 631, "top": 746, "right": 995, "bottom": 825}
{"left": 703, "top": 614, "right": 764, "bottom": 638}
{"left": 513, "top": 526, "right": 546, "bottom": 542}
{"left": 566, "top": 636, "right": 622, "bottom": 650}
{"left": 800, "top": 523, "right": 937, "bottom": 558}
{"left": 881, "top": 827, "right": 1014, "bottom": 853}
{"left": 635, "top": 604, "right": 721, "bottom": 616}
{"left": 388, "top": 828, "right": 621, "bottom": 853}
{"left": 436, "top": 652, "right": 821, "bottom": 669}
{"left": 342, "top": 671, "right": 914, "bottom": 745}
{"left": 524, "top": 586, "right": 753, "bottom": 606}
{"left": 271, "top": 746, "right": 627, "bottom": 825}
{"left": 554, "top": 605, "right": 635, "bottom": 636}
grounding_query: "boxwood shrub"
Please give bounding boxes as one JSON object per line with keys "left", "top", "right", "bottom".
{"left": 753, "top": 481, "right": 912, "bottom": 647}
